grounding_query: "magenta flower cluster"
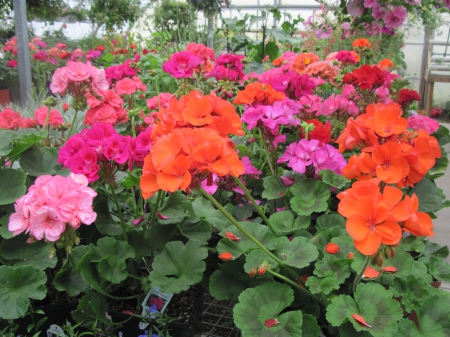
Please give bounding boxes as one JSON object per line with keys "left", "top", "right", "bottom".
{"left": 57, "top": 122, "right": 152, "bottom": 182}
{"left": 210, "top": 54, "right": 245, "bottom": 82}
{"left": 8, "top": 174, "right": 97, "bottom": 242}
{"left": 105, "top": 55, "right": 140, "bottom": 84}
{"left": 162, "top": 51, "right": 201, "bottom": 78}
{"left": 259, "top": 69, "right": 317, "bottom": 100}
{"left": 278, "top": 139, "right": 347, "bottom": 175}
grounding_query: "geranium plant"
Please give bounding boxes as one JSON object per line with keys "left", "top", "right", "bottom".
{"left": 0, "top": 28, "right": 450, "bottom": 337}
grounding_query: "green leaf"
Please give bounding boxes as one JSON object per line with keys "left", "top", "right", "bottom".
{"left": 19, "top": 146, "right": 65, "bottom": 177}
{"left": 408, "top": 177, "right": 446, "bottom": 212}
{"left": 290, "top": 179, "right": 331, "bottom": 216}
{"left": 0, "top": 265, "right": 47, "bottom": 319}
{"left": 312, "top": 226, "right": 347, "bottom": 253}
{"left": 7, "top": 131, "right": 47, "bottom": 161}
{"left": 319, "top": 170, "right": 350, "bottom": 189}
{"left": 122, "top": 172, "right": 141, "bottom": 189}
{"left": 390, "top": 275, "right": 430, "bottom": 313}
{"left": 234, "top": 282, "right": 303, "bottom": 337}
{"left": 0, "top": 169, "right": 26, "bottom": 205}
{"left": 340, "top": 323, "right": 372, "bottom": 337}
{"left": 93, "top": 195, "right": 123, "bottom": 236}
{"left": 394, "top": 296, "right": 450, "bottom": 337}
{"left": 306, "top": 275, "right": 340, "bottom": 295}
{"left": 209, "top": 257, "right": 268, "bottom": 301}
{"left": 326, "top": 283, "right": 403, "bottom": 337}
{"left": 315, "top": 213, "right": 346, "bottom": 230}
{"left": 0, "top": 129, "right": 15, "bottom": 156}
{"left": 179, "top": 220, "right": 212, "bottom": 245}
{"left": 275, "top": 236, "right": 318, "bottom": 269}
{"left": 269, "top": 211, "right": 310, "bottom": 235}
{"left": 54, "top": 246, "right": 89, "bottom": 297}
{"left": 128, "top": 229, "right": 152, "bottom": 259}
{"left": 244, "top": 249, "right": 279, "bottom": 274}
{"left": 0, "top": 234, "right": 56, "bottom": 270}
{"left": 217, "top": 222, "right": 276, "bottom": 259}
{"left": 264, "top": 41, "right": 280, "bottom": 61}
{"left": 427, "top": 257, "right": 450, "bottom": 282}
{"left": 76, "top": 251, "right": 110, "bottom": 296}
{"left": 402, "top": 236, "right": 425, "bottom": 253}
{"left": 90, "top": 237, "right": 135, "bottom": 284}
{"left": 262, "top": 175, "right": 290, "bottom": 200}
{"left": 421, "top": 240, "right": 449, "bottom": 261}
{"left": 313, "top": 254, "right": 350, "bottom": 283}
{"left": 150, "top": 241, "right": 208, "bottom": 294}
{"left": 157, "top": 191, "right": 194, "bottom": 225}
{"left": 330, "top": 236, "right": 357, "bottom": 260}
{"left": 429, "top": 149, "right": 448, "bottom": 176}
{"left": 302, "top": 314, "right": 321, "bottom": 336}
{"left": 72, "top": 291, "right": 111, "bottom": 327}
{"left": 190, "top": 197, "right": 233, "bottom": 230}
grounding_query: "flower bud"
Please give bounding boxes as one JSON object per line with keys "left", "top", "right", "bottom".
{"left": 218, "top": 252, "right": 234, "bottom": 261}
{"left": 63, "top": 103, "right": 69, "bottom": 112}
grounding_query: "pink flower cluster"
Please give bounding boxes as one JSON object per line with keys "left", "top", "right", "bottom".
{"left": 162, "top": 51, "right": 201, "bottom": 78}
{"left": 84, "top": 90, "right": 128, "bottom": 126}
{"left": 210, "top": 53, "right": 245, "bottom": 82}
{"left": 297, "top": 94, "right": 359, "bottom": 119}
{"left": 104, "top": 55, "right": 139, "bottom": 84}
{"left": 259, "top": 69, "right": 317, "bottom": 100}
{"left": 407, "top": 114, "right": 440, "bottom": 134}
{"left": 185, "top": 42, "right": 215, "bottom": 72}
{"left": 8, "top": 173, "right": 97, "bottom": 242}
{"left": 146, "top": 92, "right": 173, "bottom": 111}
{"left": 335, "top": 51, "right": 357, "bottom": 65}
{"left": 278, "top": 139, "right": 347, "bottom": 175}
{"left": 0, "top": 108, "right": 36, "bottom": 130}
{"left": 34, "top": 106, "right": 64, "bottom": 127}
{"left": 50, "top": 61, "right": 109, "bottom": 97}
{"left": 57, "top": 122, "right": 152, "bottom": 182}
{"left": 115, "top": 76, "right": 147, "bottom": 96}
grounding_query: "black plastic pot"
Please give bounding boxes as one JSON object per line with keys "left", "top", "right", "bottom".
{"left": 0, "top": 302, "right": 78, "bottom": 336}
{"left": 109, "top": 290, "right": 203, "bottom": 337}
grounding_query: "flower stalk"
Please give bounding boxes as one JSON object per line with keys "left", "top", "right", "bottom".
{"left": 353, "top": 255, "right": 370, "bottom": 293}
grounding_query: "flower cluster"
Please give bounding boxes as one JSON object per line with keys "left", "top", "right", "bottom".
{"left": 337, "top": 178, "right": 433, "bottom": 255}
{"left": 210, "top": 53, "right": 245, "bottom": 82}
{"left": 105, "top": 55, "right": 140, "bottom": 84}
{"left": 185, "top": 42, "right": 215, "bottom": 73}
{"left": 278, "top": 138, "right": 346, "bottom": 175}
{"left": 58, "top": 122, "right": 152, "bottom": 182}
{"left": 8, "top": 174, "right": 97, "bottom": 242}
{"left": 0, "top": 108, "right": 36, "bottom": 130}
{"left": 84, "top": 90, "right": 128, "bottom": 126}
{"left": 162, "top": 51, "right": 201, "bottom": 79}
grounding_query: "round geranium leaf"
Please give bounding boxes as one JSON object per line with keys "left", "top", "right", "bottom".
{"left": 275, "top": 236, "right": 318, "bottom": 270}
{"left": 244, "top": 249, "right": 279, "bottom": 274}
{"left": 233, "top": 282, "right": 303, "bottom": 337}
{"left": 217, "top": 222, "right": 276, "bottom": 259}
{"left": 0, "top": 265, "right": 47, "bottom": 319}
{"left": 290, "top": 179, "right": 331, "bottom": 216}
{"left": 150, "top": 240, "right": 208, "bottom": 294}
{"left": 326, "top": 283, "right": 403, "bottom": 337}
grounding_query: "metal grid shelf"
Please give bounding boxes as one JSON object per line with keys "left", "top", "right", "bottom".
{"left": 195, "top": 294, "right": 241, "bottom": 337}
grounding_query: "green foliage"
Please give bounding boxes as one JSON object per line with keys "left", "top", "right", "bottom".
{"left": 0, "top": 169, "right": 26, "bottom": 205}
{"left": 54, "top": 246, "right": 89, "bottom": 296}
{"left": 233, "top": 282, "right": 303, "bottom": 336}
{"left": 88, "top": 0, "right": 142, "bottom": 30}
{"left": 290, "top": 179, "right": 331, "bottom": 216}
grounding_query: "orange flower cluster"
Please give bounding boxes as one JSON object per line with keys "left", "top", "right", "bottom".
{"left": 141, "top": 92, "right": 245, "bottom": 199}
{"left": 350, "top": 51, "right": 360, "bottom": 62}
{"left": 233, "top": 82, "right": 286, "bottom": 106}
{"left": 337, "top": 179, "right": 434, "bottom": 255}
{"left": 272, "top": 57, "right": 286, "bottom": 67}
{"left": 378, "top": 58, "right": 394, "bottom": 70}
{"left": 291, "top": 52, "right": 320, "bottom": 74}
{"left": 338, "top": 102, "right": 441, "bottom": 187}
{"left": 152, "top": 91, "right": 245, "bottom": 139}
{"left": 352, "top": 38, "right": 371, "bottom": 48}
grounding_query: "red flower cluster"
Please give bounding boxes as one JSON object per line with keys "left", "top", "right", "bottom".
{"left": 342, "top": 65, "right": 387, "bottom": 90}
{"left": 300, "top": 119, "right": 332, "bottom": 144}
{"left": 397, "top": 89, "right": 420, "bottom": 108}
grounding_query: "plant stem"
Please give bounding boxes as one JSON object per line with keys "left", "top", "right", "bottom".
{"left": 41, "top": 106, "right": 51, "bottom": 130}
{"left": 110, "top": 186, "right": 128, "bottom": 242}
{"left": 150, "top": 190, "right": 164, "bottom": 260}
{"left": 199, "top": 187, "right": 305, "bottom": 288}
{"left": 232, "top": 176, "right": 277, "bottom": 236}
{"left": 353, "top": 255, "right": 370, "bottom": 293}
{"left": 267, "top": 269, "right": 327, "bottom": 307}
{"left": 66, "top": 109, "right": 79, "bottom": 139}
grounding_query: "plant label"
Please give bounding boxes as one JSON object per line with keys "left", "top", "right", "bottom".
{"left": 47, "top": 324, "right": 64, "bottom": 337}
{"left": 139, "top": 286, "right": 173, "bottom": 329}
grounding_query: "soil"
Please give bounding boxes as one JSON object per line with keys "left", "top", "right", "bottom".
{"left": 31, "top": 286, "right": 83, "bottom": 307}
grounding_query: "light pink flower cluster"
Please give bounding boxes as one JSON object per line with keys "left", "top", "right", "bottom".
{"left": 115, "top": 76, "right": 147, "bottom": 96}
{"left": 8, "top": 174, "right": 97, "bottom": 242}
{"left": 278, "top": 139, "right": 347, "bottom": 175}
{"left": 84, "top": 90, "right": 128, "bottom": 126}
{"left": 50, "top": 61, "right": 109, "bottom": 97}
{"left": 316, "top": 94, "right": 359, "bottom": 116}
{"left": 304, "top": 61, "right": 340, "bottom": 82}
{"left": 146, "top": 92, "right": 173, "bottom": 111}
{"left": 407, "top": 114, "right": 440, "bottom": 134}
{"left": 58, "top": 122, "right": 152, "bottom": 182}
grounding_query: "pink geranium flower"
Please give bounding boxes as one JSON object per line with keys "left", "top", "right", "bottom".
{"left": 115, "top": 78, "right": 137, "bottom": 95}
{"left": 383, "top": 6, "right": 407, "bottom": 29}
{"left": 34, "top": 106, "right": 64, "bottom": 127}
{"left": 162, "top": 51, "right": 201, "bottom": 78}
{"left": 66, "top": 61, "right": 93, "bottom": 81}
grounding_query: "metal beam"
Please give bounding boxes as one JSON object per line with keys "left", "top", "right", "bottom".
{"left": 13, "top": 0, "right": 32, "bottom": 105}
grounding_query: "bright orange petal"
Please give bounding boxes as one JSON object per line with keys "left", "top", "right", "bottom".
{"left": 354, "top": 231, "right": 382, "bottom": 255}
{"left": 346, "top": 215, "right": 370, "bottom": 241}
{"left": 374, "top": 221, "right": 402, "bottom": 245}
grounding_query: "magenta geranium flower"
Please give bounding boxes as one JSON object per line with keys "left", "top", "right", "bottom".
{"left": 162, "top": 51, "right": 201, "bottom": 78}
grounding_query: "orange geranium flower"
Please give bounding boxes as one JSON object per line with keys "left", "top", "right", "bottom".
{"left": 272, "top": 57, "right": 285, "bottom": 66}
{"left": 365, "top": 103, "right": 407, "bottom": 138}
{"left": 291, "top": 52, "right": 320, "bottom": 74}
{"left": 233, "top": 82, "right": 285, "bottom": 106}
{"left": 370, "top": 142, "right": 410, "bottom": 184}
{"left": 181, "top": 95, "right": 213, "bottom": 126}
{"left": 403, "top": 194, "right": 434, "bottom": 237}
{"left": 335, "top": 117, "right": 379, "bottom": 153}
{"left": 345, "top": 194, "right": 402, "bottom": 255}
{"left": 350, "top": 51, "right": 360, "bottom": 62}
{"left": 352, "top": 38, "right": 371, "bottom": 48}
{"left": 157, "top": 155, "right": 191, "bottom": 192}
{"left": 378, "top": 58, "right": 394, "bottom": 70}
